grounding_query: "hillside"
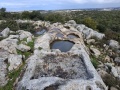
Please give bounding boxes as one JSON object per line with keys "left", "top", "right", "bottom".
{"left": 0, "top": 8, "right": 120, "bottom": 43}
{"left": 0, "top": 20, "right": 120, "bottom": 90}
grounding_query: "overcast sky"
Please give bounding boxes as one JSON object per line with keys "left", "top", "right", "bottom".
{"left": 0, "top": 0, "right": 120, "bottom": 11}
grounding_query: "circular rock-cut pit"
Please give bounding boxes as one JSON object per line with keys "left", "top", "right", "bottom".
{"left": 50, "top": 40, "right": 75, "bottom": 52}
{"left": 56, "top": 33, "right": 64, "bottom": 38}
{"left": 31, "top": 54, "right": 91, "bottom": 80}
{"left": 67, "top": 34, "right": 79, "bottom": 39}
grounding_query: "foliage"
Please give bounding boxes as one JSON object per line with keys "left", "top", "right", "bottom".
{"left": 0, "top": 64, "right": 24, "bottom": 90}
{"left": 97, "top": 24, "right": 106, "bottom": 33}
{"left": 0, "top": 21, "right": 36, "bottom": 33}
{"left": 18, "top": 22, "right": 35, "bottom": 33}
{"left": 27, "top": 40, "right": 34, "bottom": 52}
{"left": 44, "top": 13, "right": 65, "bottom": 23}
{"left": 91, "top": 56, "right": 99, "bottom": 68}
{"left": 0, "top": 8, "right": 6, "bottom": 12}
{"left": 0, "top": 20, "right": 19, "bottom": 31}
{"left": 105, "top": 30, "right": 120, "bottom": 43}
{"left": 21, "top": 11, "right": 31, "bottom": 19}
{"left": 38, "top": 47, "right": 42, "bottom": 50}
{"left": 30, "top": 11, "right": 44, "bottom": 20}
{"left": 0, "top": 37, "right": 5, "bottom": 41}
{"left": 83, "top": 17, "right": 97, "bottom": 30}
{"left": 17, "top": 49, "right": 31, "bottom": 60}
{"left": 0, "top": 7, "right": 120, "bottom": 42}
{"left": 21, "top": 11, "right": 44, "bottom": 20}
{"left": 102, "top": 74, "right": 120, "bottom": 89}
{"left": 17, "top": 38, "right": 34, "bottom": 59}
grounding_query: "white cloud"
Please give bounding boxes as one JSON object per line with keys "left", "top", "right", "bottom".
{"left": 69, "top": 0, "right": 120, "bottom": 3}
{"left": 0, "top": 2, "right": 25, "bottom": 6}
{"left": 0, "top": 0, "right": 120, "bottom": 7}
{"left": 91, "top": 0, "right": 120, "bottom": 3}
{"left": 0, "top": 0, "right": 119, "bottom": 11}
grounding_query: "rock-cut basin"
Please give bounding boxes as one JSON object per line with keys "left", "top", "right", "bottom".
{"left": 50, "top": 40, "right": 75, "bottom": 52}
{"left": 35, "top": 29, "right": 47, "bottom": 35}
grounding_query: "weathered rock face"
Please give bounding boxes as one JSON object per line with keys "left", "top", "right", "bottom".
{"left": 110, "top": 87, "right": 118, "bottom": 90}
{"left": 66, "top": 20, "right": 77, "bottom": 27}
{"left": 86, "top": 39, "right": 95, "bottom": 44}
{"left": 104, "top": 55, "right": 111, "bottom": 62}
{"left": 109, "top": 40, "right": 120, "bottom": 49}
{"left": 0, "top": 37, "right": 18, "bottom": 54}
{"left": 114, "top": 57, "right": 120, "bottom": 65}
{"left": 105, "top": 63, "right": 120, "bottom": 78}
{"left": 17, "top": 44, "right": 31, "bottom": 52}
{"left": 111, "top": 66, "right": 119, "bottom": 77}
{"left": 90, "top": 46, "right": 101, "bottom": 57}
{"left": 0, "top": 49, "right": 9, "bottom": 86}
{"left": 33, "top": 20, "right": 51, "bottom": 29}
{"left": 1, "top": 27, "right": 10, "bottom": 37}
{"left": 0, "top": 58, "right": 7, "bottom": 86}
{"left": 0, "top": 20, "right": 112, "bottom": 89}
{"left": 16, "top": 23, "right": 107, "bottom": 90}
{"left": 17, "top": 30, "right": 34, "bottom": 40}
{"left": 75, "top": 22, "right": 105, "bottom": 40}
{"left": 8, "top": 54, "right": 22, "bottom": 71}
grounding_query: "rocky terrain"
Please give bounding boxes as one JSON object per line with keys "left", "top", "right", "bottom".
{"left": 0, "top": 20, "right": 119, "bottom": 90}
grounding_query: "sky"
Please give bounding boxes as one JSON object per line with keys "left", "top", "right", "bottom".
{"left": 0, "top": 0, "right": 120, "bottom": 11}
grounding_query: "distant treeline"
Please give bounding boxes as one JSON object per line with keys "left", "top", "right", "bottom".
{"left": 0, "top": 8, "right": 120, "bottom": 42}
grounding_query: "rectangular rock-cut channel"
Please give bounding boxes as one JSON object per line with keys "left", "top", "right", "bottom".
{"left": 32, "top": 54, "right": 91, "bottom": 80}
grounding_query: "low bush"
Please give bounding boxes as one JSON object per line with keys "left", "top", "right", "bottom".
{"left": 0, "top": 20, "right": 19, "bottom": 31}
{"left": 102, "top": 74, "right": 120, "bottom": 90}
{"left": 17, "top": 49, "right": 31, "bottom": 60}
{"left": 18, "top": 23, "right": 36, "bottom": 33}
{"left": 27, "top": 40, "right": 34, "bottom": 52}
{"left": 91, "top": 56, "right": 99, "bottom": 68}
{"left": 0, "top": 64, "right": 24, "bottom": 90}
{"left": 105, "top": 30, "right": 120, "bottom": 43}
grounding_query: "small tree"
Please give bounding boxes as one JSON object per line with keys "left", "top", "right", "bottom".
{"left": 97, "top": 24, "right": 106, "bottom": 33}
{"left": 0, "top": 8, "right": 6, "bottom": 12}
{"left": 83, "top": 17, "right": 97, "bottom": 30}
{"left": 21, "top": 11, "right": 31, "bottom": 19}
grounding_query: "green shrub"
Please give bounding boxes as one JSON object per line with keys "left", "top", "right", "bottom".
{"left": 105, "top": 30, "right": 120, "bottom": 43}
{"left": 38, "top": 47, "right": 42, "bottom": 50}
{"left": 82, "top": 17, "right": 97, "bottom": 30}
{"left": 0, "top": 64, "right": 24, "bottom": 90}
{"left": 18, "top": 23, "right": 36, "bottom": 33}
{"left": 0, "top": 20, "right": 19, "bottom": 31}
{"left": 17, "top": 49, "right": 31, "bottom": 60}
{"left": 97, "top": 24, "right": 106, "bottom": 33}
{"left": 102, "top": 74, "right": 120, "bottom": 89}
{"left": 17, "top": 38, "right": 34, "bottom": 58}
{"left": 27, "top": 39, "right": 34, "bottom": 52}
{"left": 0, "top": 37, "right": 5, "bottom": 41}
{"left": 17, "top": 38, "right": 27, "bottom": 45}
{"left": 91, "top": 56, "right": 99, "bottom": 68}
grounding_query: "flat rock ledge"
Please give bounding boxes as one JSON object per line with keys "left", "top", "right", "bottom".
{"left": 16, "top": 23, "right": 107, "bottom": 90}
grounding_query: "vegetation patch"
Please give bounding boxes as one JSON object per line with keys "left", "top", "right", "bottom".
{"left": 102, "top": 74, "right": 120, "bottom": 90}
{"left": 38, "top": 47, "right": 42, "bottom": 50}
{"left": 0, "top": 37, "right": 5, "bottom": 41}
{"left": 91, "top": 56, "right": 99, "bottom": 69}
{"left": 0, "top": 64, "right": 24, "bottom": 90}
{"left": 17, "top": 38, "right": 34, "bottom": 59}
{"left": 27, "top": 40, "right": 34, "bottom": 52}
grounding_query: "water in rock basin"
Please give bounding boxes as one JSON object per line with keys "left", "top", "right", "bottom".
{"left": 35, "top": 29, "right": 47, "bottom": 35}
{"left": 56, "top": 33, "right": 64, "bottom": 38}
{"left": 50, "top": 40, "right": 75, "bottom": 52}
{"left": 67, "top": 34, "right": 79, "bottom": 39}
